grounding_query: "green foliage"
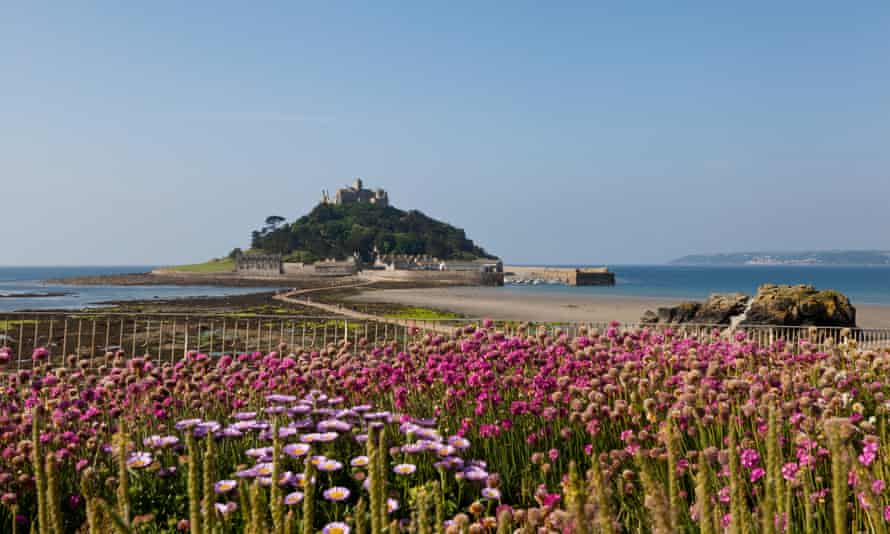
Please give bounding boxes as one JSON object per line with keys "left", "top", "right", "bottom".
{"left": 250, "top": 203, "right": 496, "bottom": 261}
{"left": 281, "top": 250, "right": 320, "bottom": 264}
{"left": 384, "top": 307, "right": 460, "bottom": 320}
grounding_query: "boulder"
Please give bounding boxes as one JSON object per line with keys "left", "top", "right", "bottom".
{"left": 693, "top": 293, "right": 749, "bottom": 324}
{"left": 650, "top": 301, "right": 701, "bottom": 324}
{"left": 740, "top": 284, "right": 856, "bottom": 327}
{"left": 640, "top": 310, "right": 659, "bottom": 324}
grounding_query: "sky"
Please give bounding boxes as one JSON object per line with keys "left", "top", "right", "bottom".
{"left": 2, "top": 2, "right": 889, "bottom": 265}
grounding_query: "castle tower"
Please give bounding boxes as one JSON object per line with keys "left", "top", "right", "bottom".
{"left": 353, "top": 178, "right": 363, "bottom": 191}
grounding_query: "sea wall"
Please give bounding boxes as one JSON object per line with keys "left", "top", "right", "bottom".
{"left": 359, "top": 269, "right": 504, "bottom": 286}
{"left": 506, "top": 266, "right": 615, "bottom": 286}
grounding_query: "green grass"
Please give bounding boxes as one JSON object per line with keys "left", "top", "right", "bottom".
{"left": 384, "top": 306, "right": 460, "bottom": 320}
{"left": 0, "top": 319, "right": 37, "bottom": 330}
{"left": 164, "top": 259, "right": 235, "bottom": 273}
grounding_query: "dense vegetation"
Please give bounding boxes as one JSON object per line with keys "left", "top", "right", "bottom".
{"left": 249, "top": 203, "right": 496, "bottom": 262}
{"left": 5, "top": 323, "right": 890, "bottom": 532}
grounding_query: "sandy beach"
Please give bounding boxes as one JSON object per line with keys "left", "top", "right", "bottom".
{"left": 349, "top": 286, "right": 890, "bottom": 328}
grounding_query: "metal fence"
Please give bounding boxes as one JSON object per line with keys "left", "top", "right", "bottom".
{"left": 1, "top": 312, "right": 889, "bottom": 369}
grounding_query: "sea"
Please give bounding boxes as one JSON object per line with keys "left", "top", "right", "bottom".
{"left": 2, "top": 265, "right": 890, "bottom": 312}
{"left": 505, "top": 265, "right": 890, "bottom": 305}
{"left": 0, "top": 266, "right": 274, "bottom": 312}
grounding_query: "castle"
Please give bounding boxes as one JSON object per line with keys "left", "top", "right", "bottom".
{"left": 321, "top": 179, "right": 389, "bottom": 207}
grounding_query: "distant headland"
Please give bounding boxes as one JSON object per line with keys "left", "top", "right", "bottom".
{"left": 672, "top": 250, "right": 890, "bottom": 266}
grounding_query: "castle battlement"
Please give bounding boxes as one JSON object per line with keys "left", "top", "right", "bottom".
{"left": 321, "top": 178, "right": 389, "bottom": 207}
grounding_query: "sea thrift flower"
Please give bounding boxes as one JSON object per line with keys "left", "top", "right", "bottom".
{"left": 740, "top": 448, "right": 759, "bottom": 469}
{"left": 781, "top": 462, "right": 799, "bottom": 481}
{"left": 860, "top": 439, "right": 879, "bottom": 466}
{"left": 750, "top": 468, "right": 765, "bottom": 482}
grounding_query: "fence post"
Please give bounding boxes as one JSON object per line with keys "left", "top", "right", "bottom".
{"left": 184, "top": 318, "right": 190, "bottom": 357}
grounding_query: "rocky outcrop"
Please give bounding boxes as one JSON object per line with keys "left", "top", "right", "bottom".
{"left": 694, "top": 293, "right": 750, "bottom": 324}
{"left": 740, "top": 284, "right": 855, "bottom": 327}
{"left": 640, "top": 285, "right": 856, "bottom": 327}
{"left": 640, "top": 301, "right": 701, "bottom": 324}
{"left": 641, "top": 293, "right": 748, "bottom": 325}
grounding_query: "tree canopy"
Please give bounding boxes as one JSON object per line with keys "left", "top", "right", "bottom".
{"left": 249, "top": 203, "right": 496, "bottom": 263}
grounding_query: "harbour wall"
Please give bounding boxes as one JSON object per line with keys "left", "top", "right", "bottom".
{"left": 505, "top": 266, "right": 615, "bottom": 286}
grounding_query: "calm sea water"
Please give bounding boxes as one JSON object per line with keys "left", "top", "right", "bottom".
{"left": 506, "top": 265, "right": 890, "bottom": 305}
{"left": 0, "top": 266, "right": 274, "bottom": 312}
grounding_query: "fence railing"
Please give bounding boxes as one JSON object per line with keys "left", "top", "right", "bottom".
{"left": 1, "top": 312, "right": 888, "bottom": 369}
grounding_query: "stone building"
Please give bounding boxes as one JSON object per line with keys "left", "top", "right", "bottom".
{"left": 373, "top": 253, "right": 440, "bottom": 271}
{"left": 321, "top": 179, "right": 389, "bottom": 207}
{"left": 235, "top": 253, "right": 283, "bottom": 276}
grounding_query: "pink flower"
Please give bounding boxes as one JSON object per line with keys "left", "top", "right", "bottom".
{"left": 860, "top": 440, "right": 879, "bottom": 466}
{"left": 858, "top": 492, "right": 871, "bottom": 509}
{"left": 873, "top": 479, "right": 885, "bottom": 495}
{"left": 781, "top": 462, "right": 798, "bottom": 482}
{"left": 541, "top": 493, "right": 560, "bottom": 507}
{"left": 548, "top": 449, "right": 559, "bottom": 461}
{"left": 740, "top": 448, "right": 759, "bottom": 469}
{"left": 750, "top": 468, "right": 765, "bottom": 482}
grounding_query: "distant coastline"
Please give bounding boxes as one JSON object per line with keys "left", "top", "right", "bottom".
{"left": 671, "top": 250, "right": 890, "bottom": 266}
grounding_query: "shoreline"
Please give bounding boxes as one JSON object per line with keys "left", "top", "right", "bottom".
{"left": 36, "top": 270, "right": 890, "bottom": 328}
{"left": 348, "top": 286, "right": 890, "bottom": 328}
{"left": 45, "top": 271, "right": 306, "bottom": 288}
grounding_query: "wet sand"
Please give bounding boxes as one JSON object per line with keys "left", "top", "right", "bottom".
{"left": 349, "top": 287, "right": 890, "bottom": 328}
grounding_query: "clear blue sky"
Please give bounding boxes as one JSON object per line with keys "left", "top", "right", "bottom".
{"left": 3, "top": 2, "right": 889, "bottom": 265}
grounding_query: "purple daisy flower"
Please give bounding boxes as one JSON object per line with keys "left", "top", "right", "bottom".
{"left": 214, "top": 480, "right": 237, "bottom": 494}
{"left": 393, "top": 464, "right": 417, "bottom": 475}
{"left": 284, "top": 491, "right": 304, "bottom": 505}
{"left": 126, "top": 452, "right": 153, "bottom": 469}
{"left": 323, "top": 487, "right": 351, "bottom": 502}
{"left": 322, "top": 522, "right": 350, "bottom": 534}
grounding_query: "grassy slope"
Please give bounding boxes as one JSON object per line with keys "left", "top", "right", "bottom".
{"left": 163, "top": 259, "right": 235, "bottom": 273}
